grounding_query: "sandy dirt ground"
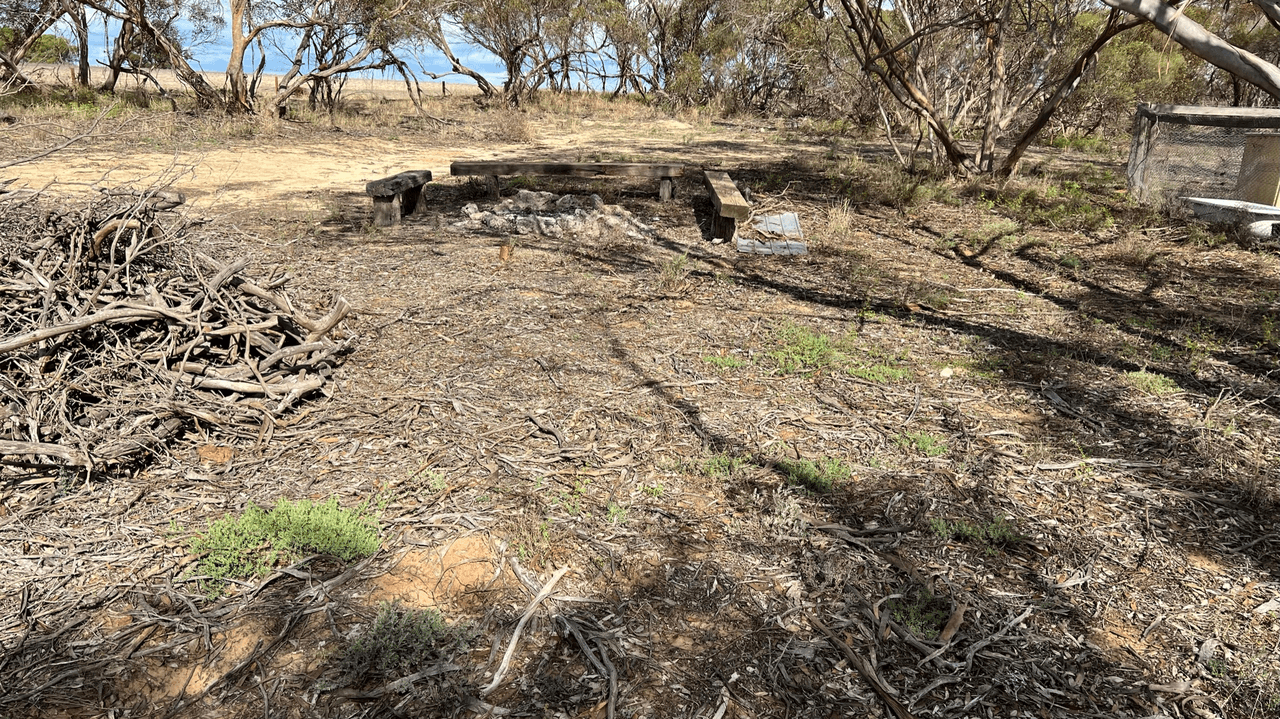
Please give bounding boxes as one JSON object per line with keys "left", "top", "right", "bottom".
{"left": 6, "top": 96, "right": 786, "bottom": 215}
{"left": 3, "top": 94, "right": 1280, "bottom": 719}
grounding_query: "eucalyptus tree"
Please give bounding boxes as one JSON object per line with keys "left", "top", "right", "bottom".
{"left": 0, "top": 0, "right": 71, "bottom": 85}
{"left": 257, "top": 0, "right": 416, "bottom": 117}
{"left": 829, "top": 0, "right": 1149, "bottom": 176}
{"left": 442, "top": 0, "right": 597, "bottom": 105}
{"left": 81, "top": 0, "right": 227, "bottom": 107}
{"left": 1101, "top": 0, "right": 1280, "bottom": 100}
{"left": 407, "top": 2, "right": 500, "bottom": 100}
{"left": 219, "top": 0, "right": 414, "bottom": 114}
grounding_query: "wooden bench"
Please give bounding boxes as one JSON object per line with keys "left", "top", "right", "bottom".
{"left": 449, "top": 161, "right": 683, "bottom": 201}
{"left": 366, "top": 170, "right": 433, "bottom": 227}
{"left": 704, "top": 170, "right": 750, "bottom": 241}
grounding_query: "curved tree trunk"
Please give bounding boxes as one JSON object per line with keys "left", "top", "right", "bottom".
{"left": 100, "top": 19, "right": 134, "bottom": 93}
{"left": 225, "top": 0, "right": 253, "bottom": 113}
{"left": 421, "top": 19, "right": 498, "bottom": 100}
{"left": 998, "top": 10, "right": 1142, "bottom": 178}
{"left": 82, "top": 0, "right": 225, "bottom": 109}
{"left": 1103, "top": 0, "right": 1280, "bottom": 99}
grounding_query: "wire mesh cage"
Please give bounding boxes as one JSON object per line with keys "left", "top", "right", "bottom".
{"left": 1127, "top": 104, "right": 1280, "bottom": 205}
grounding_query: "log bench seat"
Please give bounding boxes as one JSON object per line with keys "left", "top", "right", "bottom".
{"left": 703, "top": 170, "right": 751, "bottom": 242}
{"left": 366, "top": 170, "right": 433, "bottom": 227}
{"left": 449, "top": 161, "right": 683, "bottom": 201}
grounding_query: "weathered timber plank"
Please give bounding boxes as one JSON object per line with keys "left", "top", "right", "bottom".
{"left": 703, "top": 170, "right": 750, "bottom": 221}
{"left": 366, "top": 170, "right": 433, "bottom": 197}
{"left": 450, "top": 162, "right": 684, "bottom": 178}
{"left": 371, "top": 195, "right": 400, "bottom": 227}
{"left": 1135, "top": 103, "right": 1280, "bottom": 128}
{"left": 1126, "top": 112, "right": 1155, "bottom": 202}
{"left": 711, "top": 214, "right": 737, "bottom": 243}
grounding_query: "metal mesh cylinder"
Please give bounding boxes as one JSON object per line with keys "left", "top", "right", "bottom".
{"left": 1127, "top": 104, "right": 1280, "bottom": 205}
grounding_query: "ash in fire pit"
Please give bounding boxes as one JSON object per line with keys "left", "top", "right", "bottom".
{"left": 450, "top": 189, "right": 653, "bottom": 239}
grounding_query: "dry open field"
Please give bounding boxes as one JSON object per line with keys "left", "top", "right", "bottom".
{"left": 2, "top": 85, "right": 1280, "bottom": 719}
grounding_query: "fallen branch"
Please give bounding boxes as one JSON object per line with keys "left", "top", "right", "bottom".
{"left": 808, "top": 612, "right": 919, "bottom": 719}
{"left": 481, "top": 566, "right": 570, "bottom": 695}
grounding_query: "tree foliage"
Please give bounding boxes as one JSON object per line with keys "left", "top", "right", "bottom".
{"left": 13, "top": 0, "right": 1280, "bottom": 178}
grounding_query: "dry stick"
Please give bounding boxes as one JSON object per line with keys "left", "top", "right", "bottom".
{"left": 480, "top": 566, "right": 570, "bottom": 696}
{"left": 559, "top": 616, "right": 608, "bottom": 677}
{"left": 303, "top": 298, "right": 351, "bottom": 343}
{"left": 807, "top": 612, "right": 919, "bottom": 719}
{"left": 963, "top": 606, "right": 1034, "bottom": 673}
{"left": 594, "top": 636, "right": 618, "bottom": 719}
{"left": 0, "top": 440, "right": 88, "bottom": 466}
{"left": 329, "top": 663, "right": 464, "bottom": 700}
{"left": 0, "top": 307, "right": 179, "bottom": 355}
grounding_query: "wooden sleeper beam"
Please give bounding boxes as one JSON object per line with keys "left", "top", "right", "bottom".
{"left": 450, "top": 161, "right": 684, "bottom": 178}
{"left": 703, "top": 170, "right": 750, "bottom": 242}
{"left": 450, "top": 161, "right": 684, "bottom": 201}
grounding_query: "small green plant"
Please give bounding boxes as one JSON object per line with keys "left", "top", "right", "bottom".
{"left": 188, "top": 497, "right": 380, "bottom": 596}
{"left": 642, "top": 483, "right": 665, "bottom": 498}
{"left": 886, "top": 587, "right": 951, "bottom": 639}
{"left": 424, "top": 471, "right": 447, "bottom": 492}
{"left": 606, "top": 501, "right": 628, "bottom": 524}
{"left": 1126, "top": 370, "right": 1178, "bottom": 396}
{"left": 556, "top": 477, "right": 591, "bottom": 514}
{"left": 703, "top": 454, "right": 751, "bottom": 478}
{"left": 1048, "top": 135, "right": 1111, "bottom": 154}
{"left": 703, "top": 354, "right": 747, "bottom": 370}
{"left": 1206, "top": 657, "right": 1230, "bottom": 679}
{"left": 338, "top": 601, "right": 472, "bottom": 687}
{"left": 930, "top": 517, "right": 1022, "bottom": 549}
{"left": 896, "top": 431, "right": 948, "bottom": 457}
{"left": 960, "top": 354, "right": 1007, "bottom": 380}
{"left": 1058, "top": 253, "right": 1083, "bottom": 270}
{"left": 959, "top": 218, "right": 1021, "bottom": 244}
{"left": 1186, "top": 223, "right": 1230, "bottom": 247}
{"left": 768, "top": 323, "right": 846, "bottom": 375}
{"left": 659, "top": 253, "right": 690, "bottom": 290}
{"left": 989, "top": 184, "right": 1113, "bottom": 231}
{"left": 777, "top": 457, "right": 851, "bottom": 493}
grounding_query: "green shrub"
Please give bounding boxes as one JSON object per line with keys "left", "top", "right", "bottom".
{"left": 1126, "top": 370, "right": 1178, "bottom": 395}
{"left": 778, "top": 457, "right": 851, "bottom": 493}
{"left": 188, "top": 497, "right": 380, "bottom": 595}
{"left": 703, "top": 354, "right": 747, "bottom": 370}
{"left": 768, "top": 323, "right": 842, "bottom": 374}
{"left": 702, "top": 453, "right": 751, "bottom": 478}
{"left": 0, "top": 29, "right": 74, "bottom": 63}
{"left": 339, "top": 601, "right": 472, "bottom": 686}
{"left": 930, "top": 517, "right": 1021, "bottom": 547}
{"left": 886, "top": 587, "right": 951, "bottom": 639}
{"left": 1048, "top": 135, "right": 1111, "bottom": 154}
{"left": 896, "top": 431, "right": 948, "bottom": 457}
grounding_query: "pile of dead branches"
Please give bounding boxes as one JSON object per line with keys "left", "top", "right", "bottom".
{"left": 0, "top": 187, "right": 350, "bottom": 479}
